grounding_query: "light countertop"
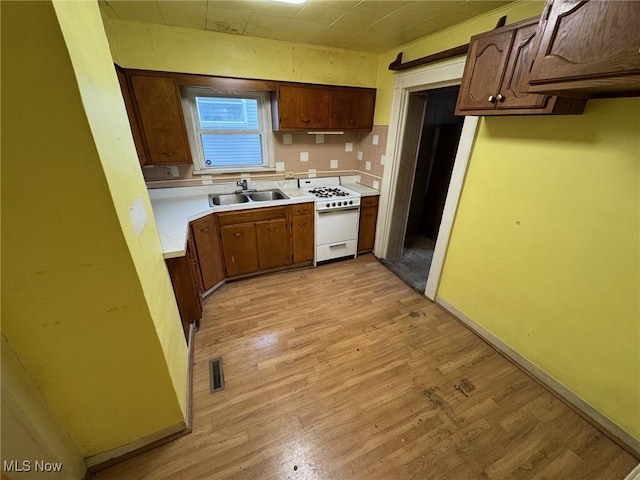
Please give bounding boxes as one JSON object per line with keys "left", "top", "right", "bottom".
{"left": 149, "top": 179, "right": 379, "bottom": 259}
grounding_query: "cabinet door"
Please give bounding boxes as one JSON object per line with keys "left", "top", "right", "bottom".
{"left": 166, "top": 236, "right": 202, "bottom": 341}
{"left": 330, "top": 88, "right": 375, "bottom": 130}
{"left": 529, "top": 0, "right": 640, "bottom": 86}
{"left": 220, "top": 224, "right": 259, "bottom": 277}
{"left": 256, "top": 218, "right": 290, "bottom": 270}
{"left": 456, "top": 29, "right": 515, "bottom": 112}
{"left": 276, "top": 85, "right": 330, "bottom": 130}
{"left": 191, "top": 214, "right": 225, "bottom": 291}
{"left": 358, "top": 198, "right": 379, "bottom": 253}
{"left": 292, "top": 214, "right": 314, "bottom": 263}
{"left": 499, "top": 22, "right": 549, "bottom": 110}
{"left": 129, "top": 73, "right": 192, "bottom": 165}
{"left": 117, "top": 69, "right": 148, "bottom": 166}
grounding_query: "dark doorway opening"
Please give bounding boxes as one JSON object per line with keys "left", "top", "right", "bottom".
{"left": 382, "top": 86, "right": 464, "bottom": 293}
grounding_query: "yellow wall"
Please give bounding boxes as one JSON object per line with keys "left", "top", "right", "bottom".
{"left": 438, "top": 98, "right": 640, "bottom": 439}
{"left": 1, "top": 337, "right": 87, "bottom": 479}
{"left": 103, "top": 16, "right": 378, "bottom": 88}
{"left": 1, "top": 0, "right": 186, "bottom": 457}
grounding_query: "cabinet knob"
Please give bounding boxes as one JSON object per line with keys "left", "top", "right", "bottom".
{"left": 488, "top": 95, "right": 496, "bottom": 103}
{"left": 496, "top": 94, "right": 505, "bottom": 102}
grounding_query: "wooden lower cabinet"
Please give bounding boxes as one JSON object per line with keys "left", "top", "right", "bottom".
{"left": 191, "top": 214, "right": 225, "bottom": 291}
{"left": 220, "top": 223, "right": 259, "bottom": 277}
{"left": 358, "top": 195, "right": 379, "bottom": 253}
{"left": 256, "top": 218, "right": 290, "bottom": 270}
{"left": 218, "top": 206, "right": 293, "bottom": 277}
{"left": 166, "top": 233, "right": 203, "bottom": 341}
{"left": 291, "top": 202, "right": 314, "bottom": 264}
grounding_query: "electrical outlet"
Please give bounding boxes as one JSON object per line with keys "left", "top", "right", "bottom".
{"left": 284, "top": 170, "right": 295, "bottom": 179}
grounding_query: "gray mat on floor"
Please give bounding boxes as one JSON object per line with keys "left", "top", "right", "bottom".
{"left": 380, "top": 235, "right": 435, "bottom": 293}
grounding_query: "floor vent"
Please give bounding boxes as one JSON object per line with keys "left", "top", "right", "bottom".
{"left": 209, "top": 358, "right": 225, "bottom": 393}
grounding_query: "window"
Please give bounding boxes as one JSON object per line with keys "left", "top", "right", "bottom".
{"left": 182, "top": 88, "right": 274, "bottom": 173}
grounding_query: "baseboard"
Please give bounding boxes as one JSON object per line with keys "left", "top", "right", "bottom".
{"left": 85, "top": 323, "right": 197, "bottom": 474}
{"left": 624, "top": 463, "right": 640, "bottom": 480}
{"left": 436, "top": 295, "right": 640, "bottom": 459}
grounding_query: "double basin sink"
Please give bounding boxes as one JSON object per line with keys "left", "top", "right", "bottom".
{"left": 209, "top": 189, "right": 289, "bottom": 207}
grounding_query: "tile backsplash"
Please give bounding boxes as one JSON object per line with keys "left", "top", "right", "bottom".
{"left": 144, "top": 125, "right": 388, "bottom": 190}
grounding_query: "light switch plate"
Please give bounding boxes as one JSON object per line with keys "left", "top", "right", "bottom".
{"left": 285, "top": 171, "right": 295, "bottom": 179}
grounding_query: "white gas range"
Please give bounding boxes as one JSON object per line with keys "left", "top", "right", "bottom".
{"left": 298, "top": 177, "right": 362, "bottom": 264}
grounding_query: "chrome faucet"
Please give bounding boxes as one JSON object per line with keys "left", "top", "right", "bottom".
{"left": 236, "top": 179, "right": 248, "bottom": 191}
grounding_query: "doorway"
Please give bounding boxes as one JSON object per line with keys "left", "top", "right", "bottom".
{"left": 375, "top": 56, "right": 479, "bottom": 300}
{"left": 381, "top": 86, "right": 464, "bottom": 293}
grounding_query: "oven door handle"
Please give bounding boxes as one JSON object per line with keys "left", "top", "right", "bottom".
{"left": 317, "top": 207, "right": 360, "bottom": 214}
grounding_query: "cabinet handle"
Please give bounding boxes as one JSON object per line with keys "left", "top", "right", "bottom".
{"left": 301, "top": 119, "right": 310, "bottom": 124}
{"left": 496, "top": 94, "right": 505, "bottom": 102}
{"left": 200, "top": 227, "right": 209, "bottom": 233}
{"left": 162, "top": 151, "right": 176, "bottom": 157}
{"left": 488, "top": 95, "right": 496, "bottom": 103}
{"left": 234, "top": 232, "right": 243, "bottom": 237}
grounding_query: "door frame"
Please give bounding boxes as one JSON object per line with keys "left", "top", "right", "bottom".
{"left": 374, "top": 56, "right": 479, "bottom": 300}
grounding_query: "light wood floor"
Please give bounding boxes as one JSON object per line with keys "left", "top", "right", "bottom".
{"left": 93, "top": 255, "right": 638, "bottom": 479}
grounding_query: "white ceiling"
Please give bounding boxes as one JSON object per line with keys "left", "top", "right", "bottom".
{"left": 99, "top": 0, "right": 513, "bottom": 53}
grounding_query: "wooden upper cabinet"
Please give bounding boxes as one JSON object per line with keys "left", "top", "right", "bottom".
{"left": 329, "top": 88, "right": 376, "bottom": 130}
{"left": 457, "top": 28, "right": 515, "bottom": 112}
{"left": 275, "top": 84, "right": 330, "bottom": 130}
{"left": 128, "top": 72, "right": 192, "bottom": 165}
{"left": 273, "top": 83, "right": 376, "bottom": 131}
{"left": 117, "top": 68, "right": 148, "bottom": 166}
{"left": 455, "top": 16, "right": 586, "bottom": 116}
{"left": 528, "top": 0, "right": 640, "bottom": 96}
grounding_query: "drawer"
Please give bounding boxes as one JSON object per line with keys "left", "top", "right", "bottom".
{"left": 290, "top": 202, "right": 314, "bottom": 216}
{"left": 361, "top": 195, "right": 379, "bottom": 208}
{"left": 217, "top": 206, "right": 287, "bottom": 226}
{"left": 316, "top": 239, "right": 357, "bottom": 263}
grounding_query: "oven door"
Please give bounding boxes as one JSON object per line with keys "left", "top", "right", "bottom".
{"left": 315, "top": 207, "right": 359, "bottom": 245}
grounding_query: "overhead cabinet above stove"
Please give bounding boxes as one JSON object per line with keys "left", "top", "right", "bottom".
{"left": 272, "top": 83, "right": 376, "bottom": 132}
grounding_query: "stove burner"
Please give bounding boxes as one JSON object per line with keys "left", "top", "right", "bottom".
{"left": 308, "top": 187, "right": 351, "bottom": 199}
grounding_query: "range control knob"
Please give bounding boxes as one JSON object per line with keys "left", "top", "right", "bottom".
{"left": 332, "top": 202, "right": 336, "bottom": 207}
{"left": 326, "top": 203, "right": 331, "bottom": 208}
{"left": 338, "top": 202, "right": 342, "bottom": 206}
{"left": 349, "top": 200, "right": 353, "bottom": 205}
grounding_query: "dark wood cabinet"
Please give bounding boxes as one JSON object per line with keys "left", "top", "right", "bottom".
{"left": 329, "top": 88, "right": 375, "bottom": 130}
{"left": 274, "top": 84, "right": 330, "bottom": 130}
{"left": 290, "top": 203, "right": 314, "bottom": 264}
{"left": 358, "top": 195, "right": 379, "bottom": 253}
{"left": 256, "top": 219, "right": 290, "bottom": 270}
{"left": 455, "top": 16, "right": 585, "bottom": 116}
{"left": 218, "top": 206, "right": 291, "bottom": 277}
{"left": 219, "top": 223, "right": 259, "bottom": 277}
{"left": 128, "top": 71, "right": 192, "bottom": 165}
{"left": 191, "top": 214, "right": 225, "bottom": 291}
{"left": 166, "top": 232, "right": 203, "bottom": 341}
{"left": 117, "top": 68, "right": 148, "bottom": 166}
{"left": 273, "top": 83, "right": 376, "bottom": 131}
{"left": 528, "top": 0, "right": 640, "bottom": 96}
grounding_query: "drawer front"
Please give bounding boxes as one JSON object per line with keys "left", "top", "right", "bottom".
{"left": 316, "top": 239, "right": 357, "bottom": 262}
{"left": 361, "top": 195, "right": 379, "bottom": 208}
{"left": 217, "top": 206, "right": 288, "bottom": 226}
{"left": 290, "top": 202, "right": 314, "bottom": 216}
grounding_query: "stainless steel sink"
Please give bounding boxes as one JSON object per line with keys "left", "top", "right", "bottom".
{"left": 208, "top": 189, "right": 289, "bottom": 207}
{"left": 209, "top": 193, "right": 250, "bottom": 206}
{"left": 249, "top": 190, "right": 289, "bottom": 202}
